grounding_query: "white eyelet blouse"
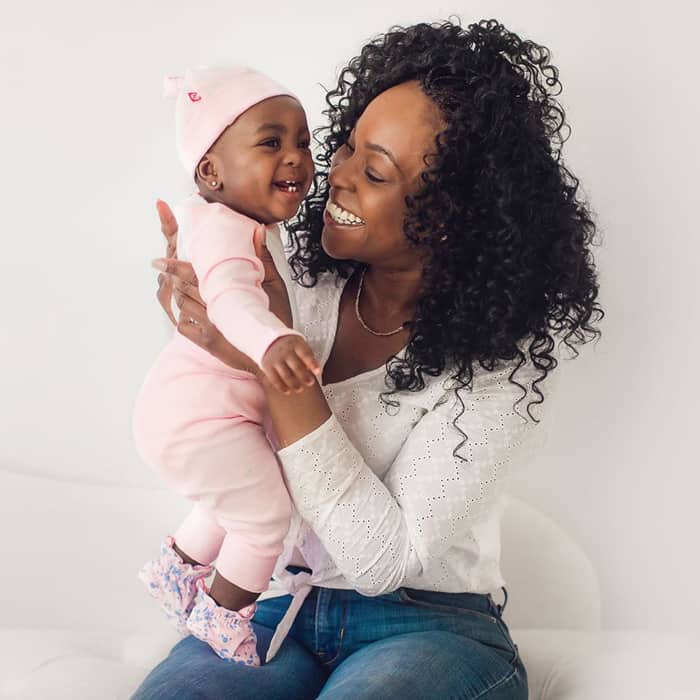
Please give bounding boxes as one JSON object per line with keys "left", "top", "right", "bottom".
{"left": 258, "top": 263, "right": 557, "bottom": 662}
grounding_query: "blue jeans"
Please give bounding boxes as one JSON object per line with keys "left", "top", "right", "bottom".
{"left": 132, "top": 567, "right": 527, "bottom": 699}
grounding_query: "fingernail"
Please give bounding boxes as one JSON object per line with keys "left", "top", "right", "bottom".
{"left": 151, "top": 259, "right": 167, "bottom": 271}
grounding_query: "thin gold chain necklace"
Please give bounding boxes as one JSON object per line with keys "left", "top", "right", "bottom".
{"left": 354, "top": 267, "right": 408, "bottom": 337}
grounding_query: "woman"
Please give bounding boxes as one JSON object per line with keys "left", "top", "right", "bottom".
{"left": 133, "top": 18, "right": 603, "bottom": 699}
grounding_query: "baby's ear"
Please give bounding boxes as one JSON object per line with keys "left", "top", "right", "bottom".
{"left": 195, "top": 154, "right": 222, "bottom": 191}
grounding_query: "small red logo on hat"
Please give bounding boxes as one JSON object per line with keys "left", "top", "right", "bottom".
{"left": 187, "top": 92, "right": 201, "bottom": 102}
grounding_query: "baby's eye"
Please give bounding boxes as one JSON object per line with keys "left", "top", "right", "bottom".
{"left": 260, "top": 138, "right": 280, "bottom": 148}
{"left": 299, "top": 139, "right": 311, "bottom": 149}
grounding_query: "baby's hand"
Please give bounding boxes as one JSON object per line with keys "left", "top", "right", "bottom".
{"left": 260, "top": 335, "right": 321, "bottom": 394}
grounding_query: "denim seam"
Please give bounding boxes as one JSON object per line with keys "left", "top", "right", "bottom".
{"left": 321, "top": 600, "right": 347, "bottom": 666}
{"left": 314, "top": 588, "right": 323, "bottom": 655}
{"left": 398, "top": 589, "right": 499, "bottom": 623}
{"left": 494, "top": 618, "right": 519, "bottom": 665}
{"left": 471, "top": 665, "right": 518, "bottom": 700}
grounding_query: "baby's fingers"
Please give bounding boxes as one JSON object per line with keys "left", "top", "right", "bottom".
{"left": 261, "top": 368, "right": 288, "bottom": 395}
{"left": 261, "top": 363, "right": 294, "bottom": 395}
{"left": 276, "top": 360, "right": 306, "bottom": 393}
{"left": 295, "top": 342, "right": 322, "bottom": 377}
{"left": 286, "top": 355, "right": 318, "bottom": 390}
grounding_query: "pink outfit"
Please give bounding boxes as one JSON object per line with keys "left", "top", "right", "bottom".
{"left": 186, "top": 579, "right": 260, "bottom": 665}
{"left": 133, "top": 192, "right": 304, "bottom": 593}
{"left": 163, "top": 65, "right": 296, "bottom": 177}
{"left": 137, "top": 535, "right": 214, "bottom": 637}
{"left": 135, "top": 67, "right": 308, "bottom": 663}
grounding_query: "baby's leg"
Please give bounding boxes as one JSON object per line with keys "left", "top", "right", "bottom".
{"left": 191, "top": 419, "right": 293, "bottom": 604}
{"left": 173, "top": 502, "right": 226, "bottom": 567}
{"left": 175, "top": 505, "right": 258, "bottom": 611}
{"left": 176, "top": 420, "right": 292, "bottom": 665}
{"left": 133, "top": 345, "right": 291, "bottom": 662}
{"left": 133, "top": 338, "right": 279, "bottom": 575}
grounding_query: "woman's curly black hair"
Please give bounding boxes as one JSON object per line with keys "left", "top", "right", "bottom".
{"left": 286, "top": 18, "right": 604, "bottom": 431}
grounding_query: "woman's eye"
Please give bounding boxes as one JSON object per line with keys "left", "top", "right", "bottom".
{"left": 365, "top": 170, "right": 384, "bottom": 183}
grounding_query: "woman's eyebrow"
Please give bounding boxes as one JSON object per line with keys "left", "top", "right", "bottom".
{"left": 366, "top": 142, "right": 402, "bottom": 173}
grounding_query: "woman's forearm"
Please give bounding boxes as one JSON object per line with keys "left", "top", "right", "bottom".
{"left": 261, "top": 377, "right": 332, "bottom": 449}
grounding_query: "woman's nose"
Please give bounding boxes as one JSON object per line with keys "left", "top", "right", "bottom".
{"left": 328, "top": 150, "right": 355, "bottom": 191}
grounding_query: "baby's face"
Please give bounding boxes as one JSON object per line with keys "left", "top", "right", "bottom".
{"left": 202, "top": 96, "right": 314, "bottom": 224}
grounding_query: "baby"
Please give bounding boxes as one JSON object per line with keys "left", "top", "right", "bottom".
{"left": 132, "top": 66, "right": 319, "bottom": 665}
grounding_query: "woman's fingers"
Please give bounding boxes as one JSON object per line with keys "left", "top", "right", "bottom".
{"left": 172, "top": 275, "right": 205, "bottom": 307}
{"left": 156, "top": 200, "right": 178, "bottom": 261}
{"left": 152, "top": 258, "right": 198, "bottom": 284}
{"left": 176, "top": 297, "right": 258, "bottom": 375}
{"left": 252, "top": 223, "right": 284, "bottom": 287}
{"left": 156, "top": 199, "right": 178, "bottom": 237}
{"left": 153, "top": 200, "right": 179, "bottom": 325}
{"left": 176, "top": 297, "right": 209, "bottom": 342}
{"left": 156, "top": 272, "right": 177, "bottom": 326}
{"left": 152, "top": 258, "right": 202, "bottom": 319}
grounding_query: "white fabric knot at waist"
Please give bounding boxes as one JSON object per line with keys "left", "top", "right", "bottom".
{"left": 264, "top": 568, "right": 314, "bottom": 663}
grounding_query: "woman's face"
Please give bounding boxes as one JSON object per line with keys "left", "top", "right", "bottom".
{"left": 322, "top": 81, "right": 444, "bottom": 266}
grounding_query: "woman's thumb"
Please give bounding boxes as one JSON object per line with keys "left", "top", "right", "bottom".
{"left": 253, "top": 223, "right": 268, "bottom": 258}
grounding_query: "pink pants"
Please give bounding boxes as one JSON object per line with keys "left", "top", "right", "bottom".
{"left": 132, "top": 332, "right": 291, "bottom": 593}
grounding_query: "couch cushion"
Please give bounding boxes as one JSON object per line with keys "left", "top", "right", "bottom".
{"left": 0, "top": 628, "right": 145, "bottom": 699}
{"left": 517, "top": 629, "right": 700, "bottom": 700}
{"left": 3, "top": 627, "right": 700, "bottom": 699}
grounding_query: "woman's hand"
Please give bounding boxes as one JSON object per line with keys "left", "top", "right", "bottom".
{"left": 152, "top": 200, "right": 259, "bottom": 375}
{"left": 155, "top": 200, "right": 178, "bottom": 326}
{"left": 151, "top": 200, "right": 295, "bottom": 378}
{"left": 154, "top": 257, "right": 261, "bottom": 375}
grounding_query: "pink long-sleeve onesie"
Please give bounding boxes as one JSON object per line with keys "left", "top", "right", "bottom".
{"left": 132, "top": 193, "right": 304, "bottom": 593}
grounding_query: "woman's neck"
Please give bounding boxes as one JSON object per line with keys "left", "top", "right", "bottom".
{"left": 360, "top": 265, "right": 422, "bottom": 320}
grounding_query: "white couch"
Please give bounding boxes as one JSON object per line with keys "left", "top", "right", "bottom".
{"left": 1, "top": 467, "right": 698, "bottom": 699}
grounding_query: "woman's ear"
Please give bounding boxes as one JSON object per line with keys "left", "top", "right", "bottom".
{"left": 196, "top": 154, "right": 222, "bottom": 191}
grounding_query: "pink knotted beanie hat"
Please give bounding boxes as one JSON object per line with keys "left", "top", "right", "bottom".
{"left": 163, "top": 65, "right": 297, "bottom": 178}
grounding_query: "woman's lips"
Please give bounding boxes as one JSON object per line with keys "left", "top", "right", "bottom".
{"left": 323, "top": 208, "right": 365, "bottom": 228}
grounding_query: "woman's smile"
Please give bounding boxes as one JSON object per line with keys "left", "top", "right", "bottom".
{"left": 319, "top": 81, "right": 444, "bottom": 263}
{"left": 324, "top": 200, "right": 366, "bottom": 226}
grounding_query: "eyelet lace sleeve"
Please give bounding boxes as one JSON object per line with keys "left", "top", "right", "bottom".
{"left": 275, "top": 361, "right": 547, "bottom": 596}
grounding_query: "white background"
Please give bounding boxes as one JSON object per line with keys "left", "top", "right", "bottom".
{"left": 1, "top": 0, "right": 698, "bottom": 640}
